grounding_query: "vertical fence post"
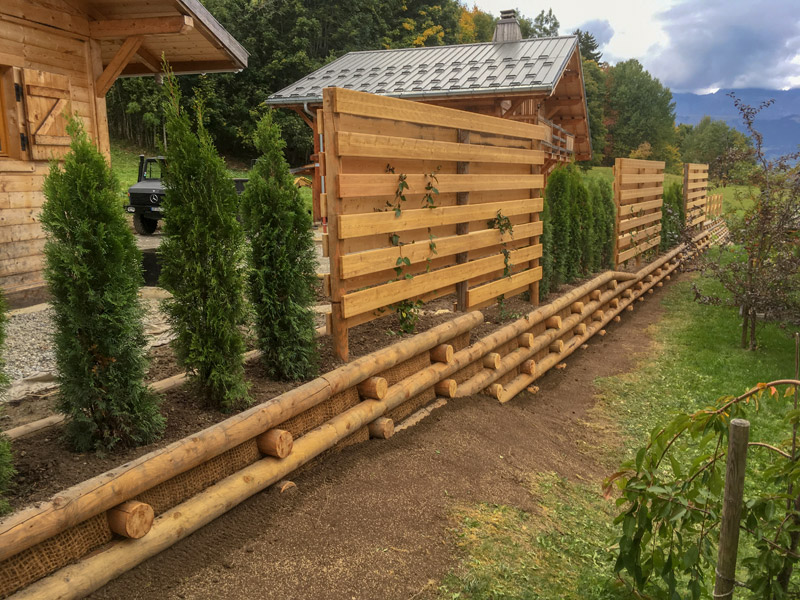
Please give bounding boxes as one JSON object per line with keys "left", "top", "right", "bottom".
{"left": 714, "top": 418, "right": 750, "bottom": 599}
{"left": 455, "top": 129, "right": 470, "bottom": 312}
{"left": 612, "top": 158, "right": 621, "bottom": 267}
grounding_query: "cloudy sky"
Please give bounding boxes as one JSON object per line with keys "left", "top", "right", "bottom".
{"left": 473, "top": 0, "right": 800, "bottom": 93}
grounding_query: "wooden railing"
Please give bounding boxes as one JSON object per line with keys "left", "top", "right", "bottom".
{"left": 613, "top": 158, "right": 665, "bottom": 266}
{"left": 321, "top": 88, "right": 549, "bottom": 360}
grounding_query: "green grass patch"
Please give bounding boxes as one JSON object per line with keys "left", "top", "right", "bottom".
{"left": 439, "top": 274, "right": 796, "bottom": 599}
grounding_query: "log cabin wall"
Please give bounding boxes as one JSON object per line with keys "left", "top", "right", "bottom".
{"left": 0, "top": 0, "right": 107, "bottom": 307}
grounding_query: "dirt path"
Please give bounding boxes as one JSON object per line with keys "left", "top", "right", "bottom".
{"left": 91, "top": 288, "right": 667, "bottom": 600}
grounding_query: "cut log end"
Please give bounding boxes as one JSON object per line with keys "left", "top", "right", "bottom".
{"left": 613, "top": 316, "right": 621, "bottom": 323}
{"left": 357, "top": 376, "right": 388, "bottom": 400}
{"left": 482, "top": 352, "right": 502, "bottom": 369}
{"left": 657, "top": 282, "right": 664, "bottom": 288}
{"left": 549, "top": 340, "right": 564, "bottom": 353}
{"left": 517, "top": 332, "right": 535, "bottom": 348}
{"left": 434, "top": 379, "right": 458, "bottom": 398}
{"left": 592, "top": 310, "right": 604, "bottom": 322}
{"left": 526, "top": 385, "right": 540, "bottom": 394}
{"left": 107, "top": 501, "right": 154, "bottom": 539}
{"left": 430, "top": 344, "right": 454, "bottom": 364}
{"left": 589, "top": 290, "right": 601, "bottom": 301}
{"left": 571, "top": 301, "right": 585, "bottom": 314}
{"left": 521, "top": 359, "right": 536, "bottom": 375}
{"left": 573, "top": 323, "right": 587, "bottom": 336}
{"left": 256, "top": 429, "right": 294, "bottom": 459}
{"left": 545, "top": 315, "right": 562, "bottom": 330}
{"left": 598, "top": 329, "right": 607, "bottom": 337}
{"left": 626, "top": 305, "right": 634, "bottom": 312}
{"left": 488, "top": 383, "right": 504, "bottom": 399}
{"left": 368, "top": 417, "right": 394, "bottom": 440}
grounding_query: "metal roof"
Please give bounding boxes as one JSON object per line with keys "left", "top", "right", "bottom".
{"left": 267, "top": 36, "right": 578, "bottom": 105}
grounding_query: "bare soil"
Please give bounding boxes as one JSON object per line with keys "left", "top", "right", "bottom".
{"left": 85, "top": 284, "right": 667, "bottom": 600}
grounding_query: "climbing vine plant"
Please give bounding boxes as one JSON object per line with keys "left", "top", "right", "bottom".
{"left": 488, "top": 210, "right": 515, "bottom": 277}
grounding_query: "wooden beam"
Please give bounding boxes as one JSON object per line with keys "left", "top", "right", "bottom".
{"left": 135, "top": 45, "right": 161, "bottom": 73}
{"left": 121, "top": 61, "right": 238, "bottom": 76}
{"left": 501, "top": 97, "right": 527, "bottom": 119}
{"left": 96, "top": 37, "right": 143, "bottom": 97}
{"left": 89, "top": 16, "right": 193, "bottom": 39}
{"left": 290, "top": 107, "right": 314, "bottom": 128}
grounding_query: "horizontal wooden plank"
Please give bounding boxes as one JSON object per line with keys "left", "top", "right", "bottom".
{"left": 330, "top": 88, "right": 549, "bottom": 142}
{"left": 338, "top": 197, "right": 543, "bottom": 239}
{"left": 618, "top": 186, "right": 663, "bottom": 202}
{"left": 342, "top": 284, "right": 457, "bottom": 330}
{"left": 339, "top": 221, "right": 542, "bottom": 279}
{"left": 686, "top": 163, "right": 708, "bottom": 171}
{"left": 686, "top": 189, "right": 706, "bottom": 200}
{"left": 335, "top": 131, "right": 545, "bottom": 166}
{"left": 617, "top": 158, "right": 666, "bottom": 170}
{"left": 686, "top": 199, "right": 707, "bottom": 210}
{"left": 618, "top": 223, "right": 661, "bottom": 250}
{"left": 0, "top": 160, "right": 36, "bottom": 173}
{"left": 617, "top": 235, "right": 661, "bottom": 264}
{"left": 0, "top": 253, "right": 43, "bottom": 278}
{"left": 0, "top": 238, "right": 45, "bottom": 261}
{"left": 0, "top": 223, "right": 45, "bottom": 243}
{"left": 0, "top": 208, "right": 40, "bottom": 226}
{"left": 618, "top": 211, "right": 662, "bottom": 233}
{"left": 466, "top": 267, "right": 542, "bottom": 308}
{"left": 618, "top": 173, "right": 665, "bottom": 185}
{"left": 341, "top": 244, "right": 541, "bottom": 318}
{"left": 338, "top": 173, "right": 544, "bottom": 198}
{"left": 619, "top": 198, "right": 663, "bottom": 216}
{"left": 687, "top": 180, "right": 707, "bottom": 190}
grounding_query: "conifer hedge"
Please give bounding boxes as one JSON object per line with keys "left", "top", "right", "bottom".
{"left": 540, "top": 165, "right": 616, "bottom": 298}
{"left": 159, "top": 69, "right": 249, "bottom": 409}
{"left": 241, "top": 112, "right": 318, "bottom": 380}
{"left": 41, "top": 120, "right": 163, "bottom": 452}
{"left": 660, "top": 181, "right": 685, "bottom": 250}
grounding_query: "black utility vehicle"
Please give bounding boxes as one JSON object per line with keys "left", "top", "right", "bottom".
{"left": 125, "top": 155, "right": 248, "bottom": 235}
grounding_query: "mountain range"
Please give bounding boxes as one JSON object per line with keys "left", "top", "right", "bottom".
{"left": 672, "top": 88, "right": 800, "bottom": 158}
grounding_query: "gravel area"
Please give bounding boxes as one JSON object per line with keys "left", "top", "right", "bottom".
{"left": 6, "top": 307, "right": 54, "bottom": 381}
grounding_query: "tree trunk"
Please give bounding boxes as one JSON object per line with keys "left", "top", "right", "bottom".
{"left": 741, "top": 307, "right": 750, "bottom": 349}
{"left": 749, "top": 308, "right": 757, "bottom": 351}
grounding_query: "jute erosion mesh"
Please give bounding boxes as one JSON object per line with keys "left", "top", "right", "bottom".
{"left": 0, "top": 513, "right": 112, "bottom": 598}
{"left": 134, "top": 439, "right": 261, "bottom": 515}
{"left": 380, "top": 352, "right": 437, "bottom": 423}
{"left": 279, "top": 386, "right": 360, "bottom": 439}
{"left": 494, "top": 338, "right": 520, "bottom": 387}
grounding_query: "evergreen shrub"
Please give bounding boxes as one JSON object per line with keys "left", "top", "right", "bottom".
{"left": 159, "top": 68, "right": 249, "bottom": 410}
{"left": 660, "top": 181, "right": 685, "bottom": 251}
{"left": 241, "top": 111, "right": 318, "bottom": 380}
{"left": 41, "top": 119, "right": 163, "bottom": 452}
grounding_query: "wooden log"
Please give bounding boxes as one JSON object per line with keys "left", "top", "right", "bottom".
{"left": 517, "top": 332, "right": 535, "bottom": 348}
{"left": 573, "top": 323, "right": 587, "bottom": 336}
{"left": 256, "top": 429, "right": 294, "bottom": 459}
{"left": 614, "top": 316, "right": 621, "bottom": 323}
{"left": 430, "top": 344, "right": 454, "bottom": 364}
{"left": 106, "top": 501, "right": 154, "bottom": 540}
{"left": 666, "top": 275, "right": 671, "bottom": 281}
{"left": 549, "top": 340, "right": 564, "bottom": 353}
{"left": 622, "top": 289, "right": 633, "bottom": 298}
{"left": 545, "top": 315, "right": 562, "bottom": 329}
{"left": 0, "top": 312, "right": 484, "bottom": 563}
{"left": 592, "top": 310, "right": 604, "bottom": 322}
{"left": 635, "top": 282, "right": 644, "bottom": 290}
{"left": 521, "top": 359, "right": 536, "bottom": 375}
{"left": 598, "top": 330, "right": 607, "bottom": 337}
{"left": 571, "top": 302, "right": 584, "bottom": 314}
{"left": 626, "top": 305, "right": 634, "bottom": 312}
{"left": 589, "top": 290, "right": 601, "bottom": 301}
{"left": 638, "top": 296, "right": 645, "bottom": 302}
{"left": 609, "top": 279, "right": 618, "bottom": 289}
{"left": 609, "top": 298, "right": 619, "bottom": 309}
{"left": 647, "top": 288, "right": 654, "bottom": 295}
{"left": 488, "top": 383, "right": 503, "bottom": 399}
{"left": 482, "top": 353, "right": 502, "bottom": 369}
{"left": 434, "top": 379, "right": 457, "bottom": 398}
{"left": 368, "top": 417, "right": 394, "bottom": 440}
{"left": 357, "top": 377, "right": 388, "bottom": 400}
{"left": 657, "top": 282, "right": 663, "bottom": 287}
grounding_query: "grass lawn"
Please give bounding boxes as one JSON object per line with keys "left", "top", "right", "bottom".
{"left": 438, "top": 272, "right": 797, "bottom": 599}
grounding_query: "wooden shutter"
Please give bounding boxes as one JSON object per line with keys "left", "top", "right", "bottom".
{"left": 21, "top": 69, "right": 72, "bottom": 160}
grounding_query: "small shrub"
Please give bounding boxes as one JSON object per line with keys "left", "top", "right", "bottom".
{"left": 539, "top": 195, "right": 554, "bottom": 300}
{"left": 41, "top": 119, "right": 163, "bottom": 452}
{"left": 241, "top": 111, "right": 318, "bottom": 380}
{"left": 588, "top": 177, "right": 616, "bottom": 269}
{"left": 660, "top": 181, "right": 685, "bottom": 251}
{"left": 159, "top": 67, "right": 250, "bottom": 409}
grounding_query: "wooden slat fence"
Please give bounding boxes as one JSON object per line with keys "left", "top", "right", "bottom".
{"left": 612, "top": 157, "right": 665, "bottom": 266}
{"left": 684, "top": 163, "right": 709, "bottom": 227}
{"left": 706, "top": 193, "right": 723, "bottom": 219}
{"left": 322, "top": 87, "right": 548, "bottom": 360}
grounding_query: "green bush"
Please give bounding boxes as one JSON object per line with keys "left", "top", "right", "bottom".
{"left": 159, "top": 68, "right": 249, "bottom": 410}
{"left": 588, "top": 177, "right": 616, "bottom": 270}
{"left": 660, "top": 181, "right": 685, "bottom": 251}
{"left": 41, "top": 119, "right": 163, "bottom": 452}
{"left": 539, "top": 196, "right": 554, "bottom": 301}
{"left": 241, "top": 111, "right": 318, "bottom": 380}
{"left": 544, "top": 166, "right": 574, "bottom": 288}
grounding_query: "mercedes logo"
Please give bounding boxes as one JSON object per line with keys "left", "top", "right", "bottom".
{"left": 149, "top": 193, "right": 159, "bottom": 204}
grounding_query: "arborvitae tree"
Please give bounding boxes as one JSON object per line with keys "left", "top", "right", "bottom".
{"left": 0, "top": 291, "right": 13, "bottom": 514}
{"left": 570, "top": 173, "right": 592, "bottom": 278}
{"left": 241, "top": 112, "right": 318, "bottom": 380}
{"left": 588, "top": 178, "right": 616, "bottom": 269}
{"left": 159, "top": 68, "right": 249, "bottom": 410}
{"left": 545, "top": 166, "right": 573, "bottom": 288}
{"left": 41, "top": 119, "right": 163, "bottom": 452}
{"left": 660, "top": 181, "right": 685, "bottom": 251}
{"left": 539, "top": 194, "right": 554, "bottom": 300}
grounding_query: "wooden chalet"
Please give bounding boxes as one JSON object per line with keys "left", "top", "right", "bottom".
{"left": 266, "top": 9, "right": 591, "bottom": 220}
{"left": 0, "top": 0, "right": 247, "bottom": 306}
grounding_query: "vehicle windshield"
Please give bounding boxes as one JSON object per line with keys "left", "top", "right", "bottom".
{"left": 144, "top": 161, "right": 164, "bottom": 180}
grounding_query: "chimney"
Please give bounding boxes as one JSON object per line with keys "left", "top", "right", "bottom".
{"left": 492, "top": 9, "right": 522, "bottom": 42}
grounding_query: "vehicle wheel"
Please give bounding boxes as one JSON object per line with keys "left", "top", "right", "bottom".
{"left": 133, "top": 214, "right": 158, "bottom": 235}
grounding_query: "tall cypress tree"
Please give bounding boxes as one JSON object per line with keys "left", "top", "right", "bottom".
{"left": 41, "top": 119, "right": 164, "bottom": 452}
{"left": 241, "top": 111, "right": 318, "bottom": 380}
{"left": 159, "top": 67, "right": 249, "bottom": 409}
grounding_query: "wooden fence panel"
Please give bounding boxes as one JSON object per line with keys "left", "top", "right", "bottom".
{"left": 613, "top": 158, "right": 665, "bottom": 266}
{"left": 684, "top": 163, "right": 709, "bottom": 227}
{"left": 706, "top": 193, "right": 723, "bottom": 219}
{"left": 323, "top": 88, "right": 547, "bottom": 360}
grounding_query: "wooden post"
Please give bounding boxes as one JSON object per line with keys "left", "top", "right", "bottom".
{"left": 683, "top": 163, "right": 689, "bottom": 227}
{"left": 368, "top": 417, "right": 394, "bottom": 440}
{"left": 106, "top": 501, "right": 154, "bottom": 539}
{"left": 357, "top": 377, "right": 388, "bottom": 400}
{"left": 713, "top": 418, "right": 750, "bottom": 600}
{"left": 529, "top": 134, "right": 541, "bottom": 305}
{"left": 455, "top": 129, "right": 470, "bottom": 311}
{"left": 613, "top": 159, "right": 621, "bottom": 267}
{"left": 256, "top": 429, "right": 294, "bottom": 459}
{"left": 322, "top": 89, "right": 349, "bottom": 360}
